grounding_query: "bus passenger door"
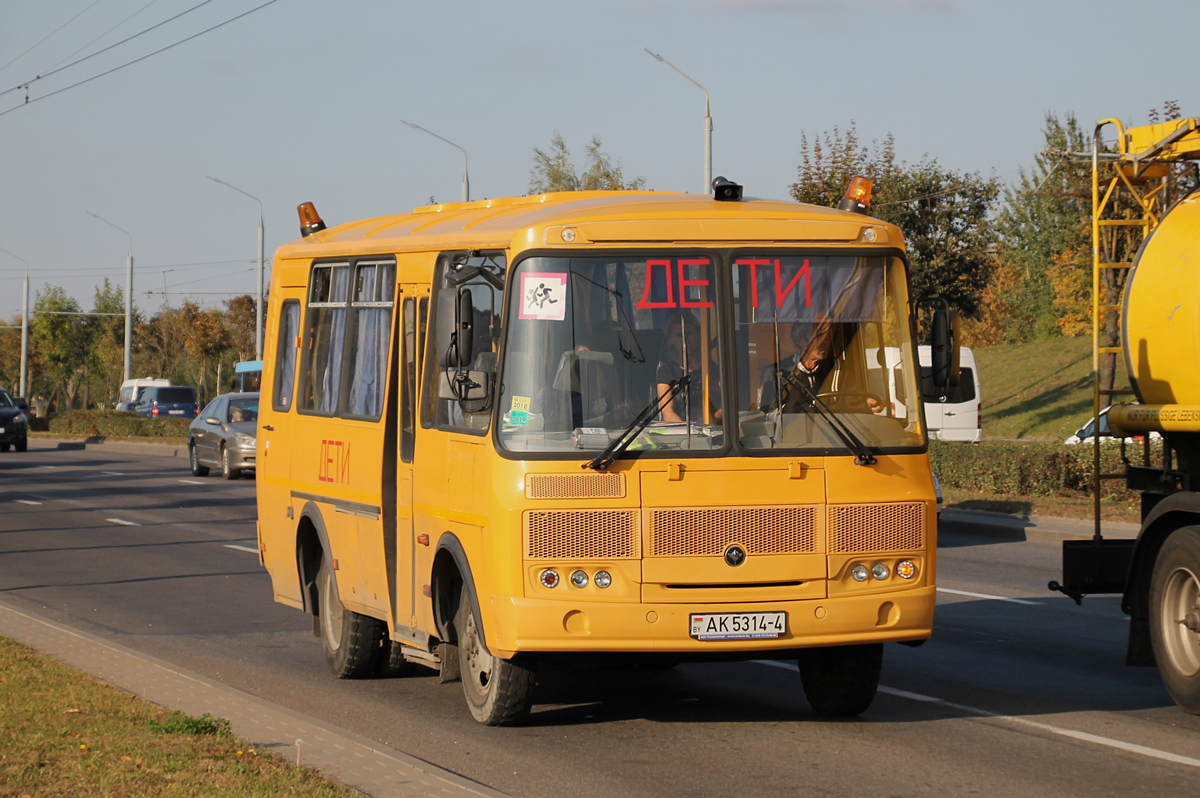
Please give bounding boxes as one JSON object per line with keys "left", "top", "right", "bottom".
{"left": 392, "top": 289, "right": 425, "bottom": 637}
{"left": 257, "top": 292, "right": 304, "bottom": 605}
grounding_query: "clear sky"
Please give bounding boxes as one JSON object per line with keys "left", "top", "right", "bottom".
{"left": 2, "top": 0, "right": 1197, "bottom": 320}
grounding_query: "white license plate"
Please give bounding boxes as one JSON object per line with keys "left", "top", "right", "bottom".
{"left": 690, "top": 611, "right": 787, "bottom": 640}
{"left": 168, "top": 410, "right": 184, "bottom": 415}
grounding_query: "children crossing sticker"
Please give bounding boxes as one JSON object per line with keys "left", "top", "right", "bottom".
{"left": 519, "top": 273, "right": 567, "bottom": 321}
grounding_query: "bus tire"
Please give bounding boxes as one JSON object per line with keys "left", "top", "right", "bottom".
{"left": 1149, "top": 526, "right": 1200, "bottom": 713}
{"left": 797, "top": 643, "right": 883, "bottom": 717}
{"left": 318, "top": 557, "right": 384, "bottom": 679}
{"left": 189, "top": 442, "right": 209, "bottom": 477}
{"left": 377, "top": 641, "right": 418, "bottom": 678}
{"left": 456, "top": 588, "right": 535, "bottom": 725}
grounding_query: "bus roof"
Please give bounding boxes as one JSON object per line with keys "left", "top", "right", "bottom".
{"left": 272, "top": 190, "right": 902, "bottom": 261}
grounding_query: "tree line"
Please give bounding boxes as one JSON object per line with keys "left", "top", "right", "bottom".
{"left": 0, "top": 284, "right": 257, "bottom": 413}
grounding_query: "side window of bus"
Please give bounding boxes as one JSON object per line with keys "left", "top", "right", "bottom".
{"left": 273, "top": 301, "right": 301, "bottom": 412}
{"left": 422, "top": 252, "right": 505, "bottom": 432}
{"left": 344, "top": 260, "right": 396, "bottom": 420}
{"left": 300, "top": 262, "right": 351, "bottom": 415}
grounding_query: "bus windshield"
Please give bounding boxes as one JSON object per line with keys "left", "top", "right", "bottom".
{"left": 497, "top": 253, "right": 923, "bottom": 456}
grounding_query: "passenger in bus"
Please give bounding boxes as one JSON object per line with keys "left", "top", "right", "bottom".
{"left": 759, "top": 321, "right": 834, "bottom": 413}
{"left": 656, "top": 311, "right": 721, "bottom": 423}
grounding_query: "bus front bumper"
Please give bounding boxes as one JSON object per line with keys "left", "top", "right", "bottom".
{"left": 484, "top": 586, "right": 936, "bottom": 659}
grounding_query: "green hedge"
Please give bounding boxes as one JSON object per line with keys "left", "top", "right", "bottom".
{"left": 929, "top": 439, "right": 1152, "bottom": 499}
{"left": 41, "top": 410, "right": 191, "bottom": 439}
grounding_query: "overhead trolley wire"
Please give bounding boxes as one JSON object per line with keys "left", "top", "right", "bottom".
{"left": 0, "top": 0, "right": 220, "bottom": 101}
{"left": 0, "top": 0, "right": 280, "bottom": 117}
{"left": 0, "top": 0, "right": 108, "bottom": 77}
{"left": 45, "top": 0, "right": 166, "bottom": 73}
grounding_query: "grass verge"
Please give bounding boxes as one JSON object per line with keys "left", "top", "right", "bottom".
{"left": 0, "top": 636, "right": 361, "bottom": 798}
{"left": 943, "top": 488, "right": 1141, "bottom": 524}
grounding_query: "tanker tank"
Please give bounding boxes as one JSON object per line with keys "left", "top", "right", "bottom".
{"left": 1109, "top": 188, "right": 1200, "bottom": 436}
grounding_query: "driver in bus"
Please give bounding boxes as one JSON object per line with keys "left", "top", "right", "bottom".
{"left": 759, "top": 321, "right": 834, "bottom": 413}
{"left": 656, "top": 310, "right": 722, "bottom": 423}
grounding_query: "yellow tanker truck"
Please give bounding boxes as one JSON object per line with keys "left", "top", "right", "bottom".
{"left": 1051, "top": 116, "right": 1200, "bottom": 713}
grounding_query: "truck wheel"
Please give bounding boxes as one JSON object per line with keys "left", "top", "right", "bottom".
{"left": 189, "top": 443, "right": 209, "bottom": 477}
{"left": 317, "top": 557, "right": 384, "bottom": 679}
{"left": 797, "top": 643, "right": 883, "bottom": 716}
{"left": 456, "top": 587, "right": 535, "bottom": 725}
{"left": 1150, "top": 527, "right": 1200, "bottom": 713}
{"left": 220, "top": 445, "right": 241, "bottom": 480}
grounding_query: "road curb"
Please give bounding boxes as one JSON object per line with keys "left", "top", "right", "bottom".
{"left": 28, "top": 436, "right": 185, "bottom": 458}
{"left": 940, "top": 507, "right": 1140, "bottom": 544}
{"left": 0, "top": 599, "right": 509, "bottom": 798}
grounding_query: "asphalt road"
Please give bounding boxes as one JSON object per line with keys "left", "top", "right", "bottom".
{"left": 2, "top": 441, "right": 1198, "bottom": 798}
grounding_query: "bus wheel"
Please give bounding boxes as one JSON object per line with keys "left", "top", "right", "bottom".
{"left": 797, "top": 643, "right": 883, "bottom": 717}
{"left": 1149, "top": 527, "right": 1200, "bottom": 714}
{"left": 377, "top": 641, "right": 418, "bottom": 678}
{"left": 317, "top": 557, "right": 384, "bottom": 678}
{"left": 455, "top": 588, "right": 535, "bottom": 725}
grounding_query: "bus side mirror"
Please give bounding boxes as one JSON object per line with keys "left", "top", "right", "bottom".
{"left": 930, "top": 306, "right": 961, "bottom": 390}
{"left": 452, "top": 288, "right": 474, "bottom": 368}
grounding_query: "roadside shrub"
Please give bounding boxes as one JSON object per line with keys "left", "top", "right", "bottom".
{"left": 44, "top": 410, "right": 190, "bottom": 439}
{"left": 147, "top": 711, "right": 232, "bottom": 736}
{"left": 929, "top": 439, "right": 1157, "bottom": 499}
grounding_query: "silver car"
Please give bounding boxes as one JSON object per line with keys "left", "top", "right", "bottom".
{"left": 188, "top": 392, "right": 259, "bottom": 479}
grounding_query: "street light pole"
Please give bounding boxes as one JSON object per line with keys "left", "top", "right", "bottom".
{"left": 644, "top": 47, "right": 712, "bottom": 194}
{"left": 208, "top": 176, "right": 265, "bottom": 358}
{"left": 0, "top": 248, "right": 29, "bottom": 398}
{"left": 399, "top": 119, "right": 470, "bottom": 202}
{"left": 86, "top": 212, "right": 133, "bottom": 384}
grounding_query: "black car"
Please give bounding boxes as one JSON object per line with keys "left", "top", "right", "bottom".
{"left": 134, "top": 385, "right": 199, "bottom": 419}
{"left": 0, "top": 390, "right": 29, "bottom": 452}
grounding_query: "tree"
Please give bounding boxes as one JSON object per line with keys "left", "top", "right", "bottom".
{"left": 529, "top": 132, "right": 646, "bottom": 193}
{"left": 223, "top": 294, "right": 258, "bottom": 362}
{"left": 790, "top": 122, "right": 1000, "bottom": 320}
{"left": 29, "top": 285, "right": 88, "bottom": 410}
{"left": 990, "top": 112, "right": 1091, "bottom": 342}
{"left": 86, "top": 278, "right": 126, "bottom": 409}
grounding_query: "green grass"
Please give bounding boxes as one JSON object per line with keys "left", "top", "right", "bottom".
{"left": 973, "top": 336, "right": 1129, "bottom": 441}
{"left": 0, "top": 636, "right": 362, "bottom": 798}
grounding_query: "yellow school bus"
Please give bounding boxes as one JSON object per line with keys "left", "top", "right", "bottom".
{"left": 256, "top": 179, "right": 938, "bottom": 725}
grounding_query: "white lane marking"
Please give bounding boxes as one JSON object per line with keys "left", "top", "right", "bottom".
{"left": 754, "top": 660, "right": 1200, "bottom": 769}
{"left": 224, "top": 545, "right": 259, "bottom": 554}
{"left": 178, "top": 480, "right": 206, "bottom": 485}
{"left": 15, "top": 499, "right": 42, "bottom": 505}
{"left": 106, "top": 518, "right": 140, "bottom": 526}
{"left": 39, "top": 465, "right": 57, "bottom": 469}
{"left": 102, "top": 471, "right": 125, "bottom": 476}
{"left": 937, "top": 587, "right": 1043, "bottom": 606}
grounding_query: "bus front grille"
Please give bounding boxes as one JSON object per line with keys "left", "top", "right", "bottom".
{"left": 525, "top": 473, "right": 626, "bottom": 499}
{"left": 828, "top": 502, "right": 925, "bottom": 553}
{"left": 524, "top": 510, "right": 641, "bottom": 559}
{"left": 647, "top": 506, "right": 820, "bottom": 557}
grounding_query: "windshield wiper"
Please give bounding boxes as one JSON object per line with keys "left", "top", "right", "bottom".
{"left": 583, "top": 375, "right": 691, "bottom": 471}
{"left": 777, "top": 369, "right": 877, "bottom": 466}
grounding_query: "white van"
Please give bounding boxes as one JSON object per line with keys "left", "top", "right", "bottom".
{"left": 917, "top": 345, "right": 981, "bottom": 443}
{"left": 115, "top": 378, "right": 170, "bottom": 411}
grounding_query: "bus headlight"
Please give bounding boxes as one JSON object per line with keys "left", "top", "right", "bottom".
{"left": 540, "top": 569, "right": 560, "bottom": 588}
{"left": 594, "top": 570, "right": 612, "bottom": 589}
{"left": 850, "top": 564, "right": 870, "bottom": 582}
{"left": 872, "top": 562, "right": 891, "bottom": 581}
{"left": 570, "top": 570, "right": 589, "bottom": 588}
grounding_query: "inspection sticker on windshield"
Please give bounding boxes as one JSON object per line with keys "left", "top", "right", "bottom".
{"left": 509, "top": 395, "right": 531, "bottom": 426}
{"left": 519, "top": 273, "right": 567, "bottom": 321}
{"left": 690, "top": 611, "right": 786, "bottom": 640}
